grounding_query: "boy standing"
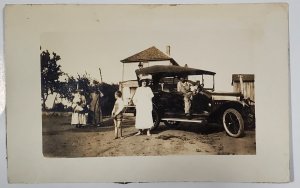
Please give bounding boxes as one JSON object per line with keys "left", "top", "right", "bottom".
{"left": 111, "top": 91, "right": 125, "bottom": 139}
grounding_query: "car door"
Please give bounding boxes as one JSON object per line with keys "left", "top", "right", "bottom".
{"left": 154, "top": 76, "right": 185, "bottom": 117}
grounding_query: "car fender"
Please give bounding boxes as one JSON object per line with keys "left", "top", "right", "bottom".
{"left": 209, "top": 100, "right": 248, "bottom": 122}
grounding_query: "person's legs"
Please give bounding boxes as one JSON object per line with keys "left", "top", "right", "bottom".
{"left": 78, "top": 113, "right": 87, "bottom": 127}
{"left": 95, "top": 107, "right": 102, "bottom": 126}
{"left": 99, "top": 107, "right": 103, "bottom": 124}
{"left": 187, "top": 92, "right": 192, "bottom": 112}
{"left": 96, "top": 110, "right": 102, "bottom": 127}
{"left": 117, "top": 120, "right": 123, "bottom": 139}
{"left": 87, "top": 111, "right": 93, "bottom": 125}
{"left": 183, "top": 94, "right": 191, "bottom": 114}
{"left": 72, "top": 112, "right": 80, "bottom": 128}
{"left": 114, "top": 119, "right": 118, "bottom": 139}
{"left": 147, "top": 129, "right": 151, "bottom": 136}
{"left": 135, "top": 129, "right": 142, "bottom": 136}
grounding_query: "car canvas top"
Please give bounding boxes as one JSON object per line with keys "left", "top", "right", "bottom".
{"left": 135, "top": 65, "right": 216, "bottom": 78}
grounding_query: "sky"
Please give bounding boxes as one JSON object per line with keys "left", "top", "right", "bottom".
{"left": 40, "top": 5, "right": 260, "bottom": 91}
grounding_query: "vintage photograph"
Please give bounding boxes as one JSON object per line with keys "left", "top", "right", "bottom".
{"left": 41, "top": 11, "right": 256, "bottom": 157}
{"left": 6, "top": 4, "right": 292, "bottom": 183}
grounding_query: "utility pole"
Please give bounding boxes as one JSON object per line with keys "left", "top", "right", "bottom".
{"left": 99, "top": 68, "right": 103, "bottom": 83}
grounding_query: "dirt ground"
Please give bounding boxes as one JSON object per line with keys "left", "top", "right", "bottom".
{"left": 42, "top": 113, "right": 256, "bottom": 157}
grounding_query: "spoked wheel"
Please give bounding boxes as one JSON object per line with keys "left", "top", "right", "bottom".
{"left": 151, "top": 108, "right": 160, "bottom": 130}
{"left": 222, "top": 108, "right": 244, "bottom": 137}
{"left": 163, "top": 120, "right": 180, "bottom": 129}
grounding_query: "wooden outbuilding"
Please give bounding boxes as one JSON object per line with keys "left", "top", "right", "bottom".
{"left": 232, "top": 74, "right": 255, "bottom": 101}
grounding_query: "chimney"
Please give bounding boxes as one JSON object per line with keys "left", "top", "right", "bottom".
{"left": 166, "top": 45, "right": 171, "bottom": 56}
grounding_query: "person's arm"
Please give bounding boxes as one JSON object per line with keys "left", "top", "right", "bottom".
{"left": 100, "top": 91, "right": 104, "bottom": 97}
{"left": 133, "top": 88, "right": 139, "bottom": 105}
{"left": 177, "top": 82, "right": 181, "bottom": 92}
{"left": 148, "top": 87, "right": 154, "bottom": 98}
{"left": 111, "top": 103, "right": 116, "bottom": 117}
{"left": 81, "top": 96, "right": 87, "bottom": 106}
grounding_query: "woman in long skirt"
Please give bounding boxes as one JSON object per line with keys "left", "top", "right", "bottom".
{"left": 133, "top": 78, "right": 154, "bottom": 136}
{"left": 89, "top": 89, "right": 104, "bottom": 126}
{"left": 71, "top": 91, "right": 87, "bottom": 128}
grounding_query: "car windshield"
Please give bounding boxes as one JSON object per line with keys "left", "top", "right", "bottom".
{"left": 188, "top": 75, "right": 214, "bottom": 90}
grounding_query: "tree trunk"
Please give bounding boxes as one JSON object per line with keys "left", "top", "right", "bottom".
{"left": 42, "top": 93, "right": 48, "bottom": 111}
{"left": 52, "top": 93, "right": 59, "bottom": 109}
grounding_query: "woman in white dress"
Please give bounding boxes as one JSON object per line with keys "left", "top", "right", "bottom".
{"left": 133, "top": 78, "right": 154, "bottom": 136}
{"left": 71, "top": 90, "right": 87, "bottom": 128}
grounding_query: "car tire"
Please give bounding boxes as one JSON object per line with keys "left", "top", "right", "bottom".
{"left": 151, "top": 108, "right": 160, "bottom": 130}
{"left": 222, "top": 108, "right": 244, "bottom": 138}
{"left": 163, "top": 121, "right": 180, "bottom": 129}
{"left": 245, "top": 113, "right": 255, "bottom": 129}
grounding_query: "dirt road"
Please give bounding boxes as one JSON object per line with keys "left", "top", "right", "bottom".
{"left": 42, "top": 114, "right": 256, "bottom": 157}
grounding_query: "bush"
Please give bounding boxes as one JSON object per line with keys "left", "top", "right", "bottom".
{"left": 52, "top": 103, "right": 66, "bottom": 112}
{"left": 98, "top": 83, "right": 119, "bottom": 116}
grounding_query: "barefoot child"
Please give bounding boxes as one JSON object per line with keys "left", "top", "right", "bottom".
{"left": 111, "top": 91, "right": 125, "bottom": 139}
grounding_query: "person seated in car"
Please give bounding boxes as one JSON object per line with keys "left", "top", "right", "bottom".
{"left": 177, "top": 77, "right": 193, "bottom": 117}
{"left": 190, "top": 80, "right": 202, "bottom": 95}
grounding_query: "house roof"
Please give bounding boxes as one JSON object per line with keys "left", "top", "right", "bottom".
{"left": 121, "top": 46, "right": 179, "bottom": 65}
{"left": 232, "top": 74, "right": 255, "bottom": 83}
{"left": 136, "top": 65, "right": 215, "bottom": 78}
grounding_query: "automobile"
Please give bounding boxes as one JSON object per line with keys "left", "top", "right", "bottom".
{"left": 134, "top": 65, "right": 255, "bottom": 138}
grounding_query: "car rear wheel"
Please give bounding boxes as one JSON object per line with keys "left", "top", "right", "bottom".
{"left": 151, "top": 108, "right": 160, "bottom": 130}
{"left": 222, "top": 108, "right": 244, "bottom": 137}
{"left": 163, "top": 121, "right": 180, "bottom": 129}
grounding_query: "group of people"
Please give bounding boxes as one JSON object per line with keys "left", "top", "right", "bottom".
{"left": 71, "top": 75, "right": 154, "bottom": 140}
{"left": 111, "top": 76, "right": 154, "bottom": 139}
{"left": 71, "top": 75, "right": 202, "bottom": 139}
{"left": 71, "top": 88, "right": 103, "bottom": 128}
{"left": 177, "top": 77, "right": 202, "bottom": 117}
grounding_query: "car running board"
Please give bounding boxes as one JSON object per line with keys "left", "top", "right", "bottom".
{"left": 161, "top": 118, "right": 207, "bottom": 123}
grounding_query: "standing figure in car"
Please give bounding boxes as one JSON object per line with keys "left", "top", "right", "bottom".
{"left": 177, "top": 77, "right": 193, "bottom": 117}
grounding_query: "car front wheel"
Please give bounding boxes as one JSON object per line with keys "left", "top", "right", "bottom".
{"left": 222, "top": 108, "right": 244, "bottom": 137}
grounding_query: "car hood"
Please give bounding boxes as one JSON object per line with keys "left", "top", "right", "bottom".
{"left": 203, "top": 90, "right": 242, "bottom": 101}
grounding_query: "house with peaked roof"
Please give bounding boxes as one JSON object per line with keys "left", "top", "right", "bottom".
{"left": 119, "top": 46, "right": 179, "bottom": 108}
{"left": 121, "top": 46, "right": 179, "bottom": 66}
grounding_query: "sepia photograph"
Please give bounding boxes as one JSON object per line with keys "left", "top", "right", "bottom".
{"left": 5, "top": 4, "right": 291, "bottom": 183}
{"left": 40, "top": 6, "right": 256, "bottom": 157}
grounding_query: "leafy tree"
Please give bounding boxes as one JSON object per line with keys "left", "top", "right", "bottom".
{"left": 40, "top": 50, "right": 63, "bottom": 110}
{"left": 98, "top": 82, "right": 119, "bottom": 115}
{"left": 56, "top": 74, "right": 77, "bottom": 102}
{"left": 40, "top": 50, "right": 119, "bottom": 115}
{"left": 76, "top": 73, "right": 93, "bottom": 99}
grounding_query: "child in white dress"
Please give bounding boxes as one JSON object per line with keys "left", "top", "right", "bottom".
{"left": 71, "top": 91, "right": 87, "bottom": 128}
